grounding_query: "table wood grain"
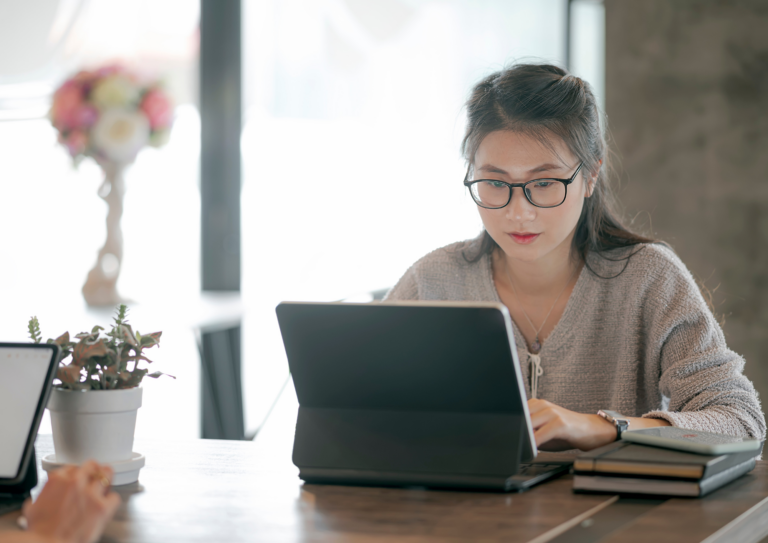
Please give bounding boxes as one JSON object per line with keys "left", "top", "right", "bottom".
{"left": 2, "top": 383, "right": 767, "bottom": 542}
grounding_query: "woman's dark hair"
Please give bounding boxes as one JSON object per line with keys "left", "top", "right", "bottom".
{"left": 461, "top": 63, "right": 655, "bottom": 275}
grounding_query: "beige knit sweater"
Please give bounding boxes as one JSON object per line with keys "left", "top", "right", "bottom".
{"left": 385, "top": 236, "right": 766, "bottom": 439}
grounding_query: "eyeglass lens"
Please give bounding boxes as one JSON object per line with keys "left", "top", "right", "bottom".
{"left": 470, "top": 180, "right": 566, "bottom": 208}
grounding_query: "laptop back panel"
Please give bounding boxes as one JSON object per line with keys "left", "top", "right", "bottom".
{"left": 277, "top": 302, "right": 534, "bottom": 489}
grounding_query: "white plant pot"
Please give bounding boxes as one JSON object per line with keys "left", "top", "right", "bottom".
{"left": 47, "top": 387, "right": 142, "bottom": 464}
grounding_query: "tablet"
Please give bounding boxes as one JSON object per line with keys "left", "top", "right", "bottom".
{"left": 276, "top": 301, "right": 553, "bottom": 491}
{"left": 622, "top": 426, "right": 763, "bottom": 456}
{"left": 0, "top": 343, "right": 59, "bottom": 486}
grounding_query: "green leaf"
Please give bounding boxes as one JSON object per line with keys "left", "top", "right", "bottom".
{"left": 147, "top": 371, "right": 176, "bottom": 380}
{"left": 75, "top": 331, "right": 99, "bottom": 341}
{"left": 57, "top": 364, "right": 82, "bottom": 384}
{"left": 53, "top": 332, "right": 70, "bottom": 347}
{"left": 72, "top": 339, "right": 111, "bottom": 368}
{"left": 116, "top": 368, "right": 148, "bottom": 389}
{"left": 28, "top": 317, "right": 42, "bottom": 344}
{"left": 140, "top": 331, "right": 162, "bottom": 348}
{"left": 113, "top": 304, "right": 129, "bottom": 325}
{"left": 117, "top": 324, "right": 139, "bottom": 347}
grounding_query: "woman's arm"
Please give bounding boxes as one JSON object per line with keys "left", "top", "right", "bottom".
{"left": 528, "top": 399, "right": 670, "bottom": 451}
{"left": 639, "top": 249, "right": 766, "bottom": 439}
{"left": 531, "top": 246, "right": 765, "bottom": 451}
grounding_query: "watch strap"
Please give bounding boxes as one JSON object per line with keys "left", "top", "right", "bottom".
{"left": 597, "top": 410, "right": 630, "bottom": 441}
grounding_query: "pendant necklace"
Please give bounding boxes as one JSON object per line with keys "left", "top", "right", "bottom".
{"left": 504, "top": 261, "right": 577, "bottom": 355}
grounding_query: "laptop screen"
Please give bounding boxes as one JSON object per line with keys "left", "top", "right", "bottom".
{"left": 0, "top": 345, "right": 56, "bottom": 479}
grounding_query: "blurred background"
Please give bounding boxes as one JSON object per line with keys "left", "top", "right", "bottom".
{"left": 1, "top": 0, "right": 765, "bottom": 440}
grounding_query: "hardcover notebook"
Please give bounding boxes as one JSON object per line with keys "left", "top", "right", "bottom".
{"left": 573, "top": 441, "right": 763, "bottom": 497}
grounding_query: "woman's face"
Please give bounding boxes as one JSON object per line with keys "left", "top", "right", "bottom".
{"left": 472, "top": 130, "right": 592, "bottom": 265}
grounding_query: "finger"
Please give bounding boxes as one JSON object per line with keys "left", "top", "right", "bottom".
{"left": 529, "top": 407, "right": 556, "bottom": 430}
{"left": 21, "top": 497, "right": 32, "bottom": 518}
{"left": 87, "top": 474, "right": 112, "bottom": 498}
{"left": 80, "top": 492, "right": 121, "bottom": 543}
{"left": 99, "top": 465, "right": 114, "bottom": 483}
{"left": 527, "top": 399, "right": 550, "bottom": 414}
{"left": 54, "top": 464, "right": 78, "bottom": 480}
{"left": 74, "top": 463, "right": 95, "bottom": 491}
{"left": 534, "top": 418, "right": 566, "bottom": 448}
{"left": 104, "top": 492, "right": 121, "bottom": 517}
{"left": 81, "top": 460, "right": 102, "bottom": 477}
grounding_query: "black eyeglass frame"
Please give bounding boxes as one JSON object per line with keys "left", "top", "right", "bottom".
{"left": 463, "top": 162, "right": 584, "bottom": 209}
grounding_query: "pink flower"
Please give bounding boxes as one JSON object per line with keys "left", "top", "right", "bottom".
{"left": 51, "top": 81, "right": 84, "bottom": 131}
{"left": 140, "top": 89, "right": 173, "bottom": 129}
{"left": 72, "top": 105, "right": 99, "bottom": 128}
{"left": 72, "top": 70, "right": 97, "bottom": 84}
{"left": 64, "top": 130, "right": 88, "bottom": 157}
{"left": 95, "top": 64, "right": 125, "bottom": 78}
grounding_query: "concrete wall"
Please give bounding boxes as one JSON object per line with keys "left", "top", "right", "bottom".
{"left": 605, "top": 0, "right": 768, "bottom": 405}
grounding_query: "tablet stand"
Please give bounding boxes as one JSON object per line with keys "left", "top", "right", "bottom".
{"left": 0, "top": 450, "right": 38, "bottom": 515}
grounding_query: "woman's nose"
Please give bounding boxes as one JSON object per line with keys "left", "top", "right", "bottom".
{"left": 505, "top": 187, "right": 536, "bottom": 222}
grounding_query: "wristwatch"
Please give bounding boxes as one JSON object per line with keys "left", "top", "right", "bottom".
{"left": 597, "top": 409, "right": 630, "bottom": 441}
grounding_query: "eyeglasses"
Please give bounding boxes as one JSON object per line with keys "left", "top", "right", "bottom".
{"left": 463, "top": 162, "right": 584, "bottom": 209}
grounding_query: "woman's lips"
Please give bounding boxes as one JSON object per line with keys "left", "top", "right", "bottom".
{"left": 508, "top": 232, "right": 540, "bottom": 244}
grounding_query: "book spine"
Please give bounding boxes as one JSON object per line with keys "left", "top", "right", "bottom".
{"left": 699, "top": 458, "right": 757, "bottom": 497}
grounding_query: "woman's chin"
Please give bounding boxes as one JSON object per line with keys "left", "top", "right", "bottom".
{"left": 498, "top": 243, "right": 544, "bottom": 263}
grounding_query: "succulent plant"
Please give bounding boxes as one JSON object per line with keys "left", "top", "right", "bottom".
{"left": 28, "top": 304, "right": 174, "bottom": 390}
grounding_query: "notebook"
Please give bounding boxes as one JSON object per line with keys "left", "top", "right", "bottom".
{"left": 573, "top": 440, "right": 763, "bottom": 497}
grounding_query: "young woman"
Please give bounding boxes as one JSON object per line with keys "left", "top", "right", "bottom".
{"left": 385, "top": 63, "right": 765, "bottom": 452}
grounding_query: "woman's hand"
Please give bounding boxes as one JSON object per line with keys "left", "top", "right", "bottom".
{"left": 528, "top": 399, "right": 672, "bottom": 451}
{"left": 22, "top": 461, "right": 121, "bottom": 543}
{"left": 528, "top": 399, "right": 616, "bottom": 451}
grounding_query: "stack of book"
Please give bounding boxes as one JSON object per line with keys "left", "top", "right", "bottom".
{"left": 573, "top": 441, "right": 761, "bottom": 497}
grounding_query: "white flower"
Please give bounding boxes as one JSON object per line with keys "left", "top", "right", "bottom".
{"left": 91, "top": 109, "right": 150, "bottom": 164}
{"left": 91, "top": 75, "right": 140, "bottom": 109}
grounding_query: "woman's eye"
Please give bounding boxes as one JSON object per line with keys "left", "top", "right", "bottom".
{"left": 488, "top": 181, "right": 507, "bottom": 188}
{"left": 532, "top": 180, "right": 554, "bottom": 189}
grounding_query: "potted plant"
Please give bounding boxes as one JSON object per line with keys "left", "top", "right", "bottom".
{"left": 28, "top": 304, "right": 173, "bottom": 468}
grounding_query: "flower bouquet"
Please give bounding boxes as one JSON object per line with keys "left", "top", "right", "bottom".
{"left": 50, "top": 65, "right": 174, "bottom": 306}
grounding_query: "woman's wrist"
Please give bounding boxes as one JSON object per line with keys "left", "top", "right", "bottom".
{"left": 590, "top": 414, "right": 620, "bottom": 448}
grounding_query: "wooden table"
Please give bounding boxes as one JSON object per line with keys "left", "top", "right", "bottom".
{"left": 2, "top": 382, "right": 768, "bottom": 543}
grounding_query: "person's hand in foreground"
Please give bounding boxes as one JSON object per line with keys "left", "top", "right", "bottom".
{"left": 0, "top": 461, "right": 120, "bottom": 543}
{"left": 529, "top": 398, "right": 670, "bottom": 451}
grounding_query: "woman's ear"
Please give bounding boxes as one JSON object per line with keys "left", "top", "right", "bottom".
{"left": 584, "top": 160, "right": 602, "bottom": 198}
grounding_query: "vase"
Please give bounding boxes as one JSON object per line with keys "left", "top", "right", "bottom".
{"left": 47, "top": 387, "right": 142, "bottom": 464}
{"left": 82, "top": 161, "right": 128, "bottom": 306}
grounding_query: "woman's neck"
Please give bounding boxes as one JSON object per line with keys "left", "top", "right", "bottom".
{"left": 494, "top": 240, "right": 580, "bottom": 298}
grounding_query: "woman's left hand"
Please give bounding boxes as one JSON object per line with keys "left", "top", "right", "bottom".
{"left": 528, "top": 398, "right": 618, "bottom": 451}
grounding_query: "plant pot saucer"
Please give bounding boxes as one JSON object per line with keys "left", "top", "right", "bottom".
{"left": 41, "top": 452, "right": 145, "bottom": 486}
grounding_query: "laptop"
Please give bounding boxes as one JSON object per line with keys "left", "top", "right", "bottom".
{"left": 0, "top": 342, "right": 60, "bottom": 515}
{"left": 275, "top": 301, "right": 570, "bottom": 492}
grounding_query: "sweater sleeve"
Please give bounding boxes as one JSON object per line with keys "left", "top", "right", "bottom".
{"left": 383, "top": 265, "right": 419, "bottom": 301}
{"left": 640, "top": 248, "right": 766, "bottom": 439}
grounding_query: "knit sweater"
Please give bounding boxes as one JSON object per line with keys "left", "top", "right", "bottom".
{"left": 384, "top": 236, "right": 766, "bottom": 439}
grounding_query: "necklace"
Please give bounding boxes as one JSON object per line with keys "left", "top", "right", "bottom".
{"left": 504, "top": 260, "right": 578, "bottom": 355}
